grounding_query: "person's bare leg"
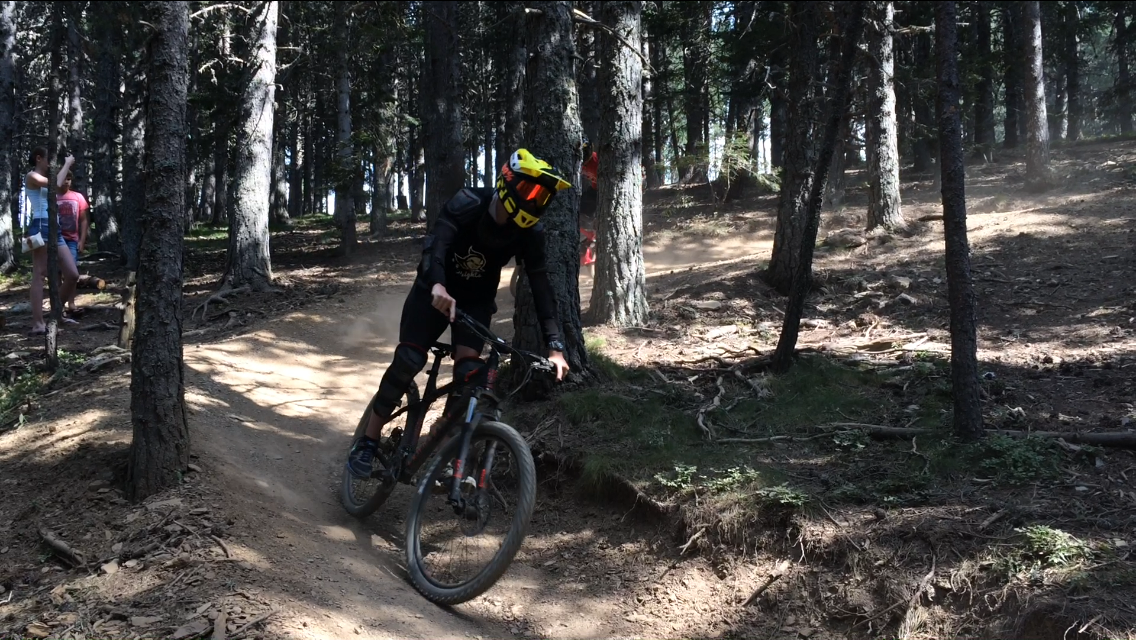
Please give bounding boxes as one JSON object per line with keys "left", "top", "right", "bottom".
{"left": 29, "top": 247, "right": 46, "bottom": 333}
{"left": 57, "top": 245, "right": 79, "bottom": 314}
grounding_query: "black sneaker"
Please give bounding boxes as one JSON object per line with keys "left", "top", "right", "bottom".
{"left": 347, "top": 438, "right": 379, "bottom": 479}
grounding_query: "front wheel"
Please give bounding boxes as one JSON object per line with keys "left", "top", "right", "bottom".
{"left": 404, "top": 420, "right": 536, "bottom": 605}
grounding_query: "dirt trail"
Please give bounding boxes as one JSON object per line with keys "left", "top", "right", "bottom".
{"left": 177, "top": 229, "right": 771, "bottom": 639}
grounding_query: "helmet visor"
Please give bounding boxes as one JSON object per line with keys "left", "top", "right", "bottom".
{"left": 514, "top": 179, "right": 554, "bottom": 207}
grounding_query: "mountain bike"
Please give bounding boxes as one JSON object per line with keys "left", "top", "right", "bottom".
{"left": 340, "top": 309, "right": 553, "bottom": 605}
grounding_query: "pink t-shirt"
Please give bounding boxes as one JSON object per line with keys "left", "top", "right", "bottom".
{"left": 57, "top": 191, "right": 89, "bottom": 242}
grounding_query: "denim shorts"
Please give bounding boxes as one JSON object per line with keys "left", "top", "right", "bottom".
{"left": 65, "top": 239, "right": 79, "bottom": 264}
{"left": 26, "top": 218, "right": 66, "bottom": 246}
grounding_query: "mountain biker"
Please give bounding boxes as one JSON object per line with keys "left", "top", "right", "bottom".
{"left": 347, "top": 149, "right": 572, "bottom": 479}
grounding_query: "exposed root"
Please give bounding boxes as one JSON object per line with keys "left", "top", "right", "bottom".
{"left": 696, "top": 376, "right": 725, "bottom": 440}
{"left": 192, "top": 285, "right": 250, "bottom": 322}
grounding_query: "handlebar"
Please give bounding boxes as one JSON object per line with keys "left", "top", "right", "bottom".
{"left": 452, "top": 309, "right": 555, "bottom": 376}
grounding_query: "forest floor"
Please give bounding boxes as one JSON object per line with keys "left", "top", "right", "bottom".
{"left": 1, "top": 138, "right": 1135, "bottom": 640}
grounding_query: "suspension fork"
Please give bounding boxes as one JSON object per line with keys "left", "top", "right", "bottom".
{"left": 448, "top": 394, "right": 483, "bottom": 510}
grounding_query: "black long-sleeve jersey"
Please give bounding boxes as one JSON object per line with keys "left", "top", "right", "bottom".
{"left": 415, "top": 187, "right": 563, "bottom": 347}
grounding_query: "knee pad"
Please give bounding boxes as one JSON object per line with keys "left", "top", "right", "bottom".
{"left": 371, "top": 343, "right": 427, "bottom": 416}
{"left": 444, "top": 357, "right": 486, "bottom": 417}
{"left": 453, "top": 357, "right": 487, "bottom": 387}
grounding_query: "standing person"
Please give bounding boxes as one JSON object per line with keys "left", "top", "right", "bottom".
{"left": 347, "top": 149, "right": 572, "bottom": 478}
{"left": 24, "top": 148, "right": 80, "bottom": 335}
{"left": 56, "top": 170, "right": 89, "bottom": 318}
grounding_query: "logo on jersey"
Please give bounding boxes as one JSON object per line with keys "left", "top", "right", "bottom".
{"left": 455, "top": 246, "right": 486, "bottom": 280}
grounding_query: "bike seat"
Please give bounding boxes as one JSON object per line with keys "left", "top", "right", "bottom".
{"left": 431, "top": 342, "right": 454, "bottom": 356}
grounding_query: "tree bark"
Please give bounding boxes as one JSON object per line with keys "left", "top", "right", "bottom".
{"left": 769, "top": 45, "right": 787, "bottom": 171}
{"left": 935, "top": 0, "right": 983, "bottom": 443}
{"left": 333, "top": 5, "right": 355, "bottom": 251}
{"left": 1115, "top": 7, "right": 1131, "bottom": 134}
{"left": 422, "top": 1, "right": 464, "bottom": 232}
{"left": 1021, "top": 1, "right": 1050, "bottom": 186}
{"left": 198, "top": 153, "right": 214, "bottom": 223}
{"left": 866, "top": 0, "right": 905, "bottom": 232}
{"left": 771, "top": 2, "right": 864, "bottom": 374}
{"left": 590, "top": 0, "right": 648, "bottom": 327}
{"left": 371, "top": 150, "right": 390, "bottom": 236}
{"left": 765, "top": 2, "right": 820, "bottom": 297}
{"left": 225, "top": 0, "right": 277, "bottom": 291}
{"left": 680, "top": 1, "right": 711, "bottom": 182}
{"left": 121, "top": 75, "right": 145, "bottom": 270}
{"left": 1064, "top": 1, "right": 1081, "bottom": 142}
{"left": 0, "top": 0, "right": 16, "bottom": 271}
{"left": 973, "top": 1, "right": 996, "bottom": 155}
{"left": 270, "top": 84, "right": 289, "bottom": 227}
{"left": 44, "top": 9, "right": 66, "bottom": 369}
{"left": 515, "top": 0, "right": 589, "bottom": 375}
{"left": 1002, "top": 2, "right": 1022, "bottom": 148}
{"left": 577, "top": 9, "right": 601, "bottom": 145}
{"left": 501, "top": 3, "right": 526, "bottom": 158}
{"left": 270, "top": 113, "right": 289, "bottom": 227}
{"left": 65, "top": 7, "right": 85, "bottom": 190}
{"left": 641, "top": 36, "right": 660, "bottom": 189}
{"left": 287, "top": 107, "right": 302, "bottom": 220}
{"left": 128, "top": 0, "right": 190, "bottom": 502}
{"left": 911, "top": 32, "right": 935, "bottom": 174}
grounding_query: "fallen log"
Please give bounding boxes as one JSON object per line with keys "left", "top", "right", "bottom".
{"left": 815, "top": 423, "right": 1136, "bottom": 449}
{"left": 38, "top": 527, "right": 86, "bottom": 567}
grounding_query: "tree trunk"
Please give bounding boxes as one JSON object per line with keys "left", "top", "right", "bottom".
{"left": 44, "top": 9, "right": 65, "bottom": 370}
{"left": 65, "top": 9, "right": 85, "bottom": 190}
{"left": 1002, "top": 2, "right": 1022, "bottom": 148}
{"left": 577, "top": 13, "right": 601, "bottom": 145}
{"left": 287, "top": 109, "right": 302, "bottom": 220}
{"left": 590, "top": 0, "right": 648, "bottom": 326}
{"left": 823, "top": 107, "right": 851, "bottom": 211}
{"left": 973, "top": 1, "right": 996, "bottom": 155}
{"left": 771, "top": 2, "right": 864, "bottom": 374}
{"left": 302, "top": 111, "right": 314, "bottom": 216}
{"left": 935, "top": 0, "right": 983, "bottom": 442}
{"left": 1064, "top": 1, "right": 1081, "bottom": 142}
{"left": 501, "top": 3, "right": 526, "bottom": 157}
{"left": 409, "top": 126, "right": 425, "bottom": 222}
{"left": 866, "top": 0, "right": 905, "bottom": 232}
{"left": 333, "top": 7, "right": 355, "bottom": 251}
{"left": 270, "top": 100, "right": 289, "bottom": 227}
{"left": 768, "top": 42, "right": 788, "bottom": 172}
{"left": 225, "top": 1, "right": 277, "bottom": 291}
{"left": 128, "top": 0, "right": 190, "bottom": 502}
{"left": 1050, "top": 72, "right": 1066, "bottom": 142}
{"left": 1115, "top": 7, "right": 1131, "bottom": 134}
{"left": 641, "top": 36, "right": 659, "bottom": 189}
{"left": 121, "top": 76, "right": 145, "bottom": 270}
{"left": 198, "top": 154, "right": 214, "bottom": 223}
{"left": 764, "top": 2, "right": 820, "bottom": 296}
{"left": 0, "top": 0, "right": 16, "bottom": 271}
{"left": 422, "top": 1, "right": 464, "bottom": 231}
{"left": 911, "top": 32, "right": 935, "bottom": 174}
{"left": 649, "top": 32, "right": 667, "bottom": 182}
{"left": 371, "top": 151, "right": 390, "bottom": 236}
{"left": 515, "top": 0, "right": 589, "bottom": 375}
{"left": 1021, "top": 1, "right": 1050, "bottom": 186}
{"left": 680, "top": 1, "right": 711, "bottom": 182}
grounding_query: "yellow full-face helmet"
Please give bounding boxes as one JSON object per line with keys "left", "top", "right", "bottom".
{"left": 495, "top": 149, "right": 572, "bottom": 229}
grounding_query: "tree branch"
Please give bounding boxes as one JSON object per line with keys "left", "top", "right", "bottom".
{"left": 570, "top": 8, "right": 654, "bottom": 75}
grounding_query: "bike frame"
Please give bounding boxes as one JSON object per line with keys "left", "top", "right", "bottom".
{"left": 379, "top": 342, "right": 506, "bottom": 512}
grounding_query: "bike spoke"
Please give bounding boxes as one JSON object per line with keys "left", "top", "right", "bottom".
{"left": 413, "top": 435, "right": 522, "bottom": 588}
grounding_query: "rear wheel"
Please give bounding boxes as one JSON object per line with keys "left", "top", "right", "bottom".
{"left": 404, "top": 420, "right": 536, "bottom": 605}
{"left": 340, "top": 383, "right": 420, "bottom": 518}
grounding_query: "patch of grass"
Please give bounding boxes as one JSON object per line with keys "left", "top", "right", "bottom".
{"left": 0, "top": 350, "right": 89, "bottom": 424}
{"left": 583, "top": 334, "right": 649, "bottom": 382}
{"left": 970, "top": 435, "right": 1062, "bottom": 485}
{"left": 722, "top": 356, "right": 881, "bottom": 433}
{"left": 1018, "top": 526, "right": 1093, "bottom": 568}
{"left": 0, "top": 270, "right": 31, "bottom": 291}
